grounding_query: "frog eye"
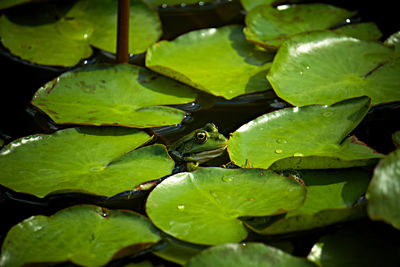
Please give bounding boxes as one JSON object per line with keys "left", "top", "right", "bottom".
{"left": 195, "top": 130, "right": 208, "bottom": 144}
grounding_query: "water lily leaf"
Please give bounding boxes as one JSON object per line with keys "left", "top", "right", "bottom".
{"left": 0, "top": 127, "right": 175, "bottom": 198}
{"left": 244, "top": 4, "right": 355, "bottom": 49}
{"left": 269, "top": 136, "right": 381, "bottom": 170}
{"left": 185, "top": 243, "right": 317, "bottom": 267}
{"left": 146, "top": 25, "right": 274, "bottom": 99}
{"left": 393, "top": 130, "right": 400, "bottom": 147}
{"left": 245, "top": 169, "right": 370, "bottom": 235}
{"left": 240, "top": 0, "right": 275, "bottom": 11}
{"left": 228, "top": 96, "right": 383, "bottom": 169}
{"left": 307, "top": 224, "right": 400, "bottom": 267}
{"left": 384, "top": 31, "right": 400, "bottom": 49}
{"left": 31, "top": 64, "right": 197, "bottom": 128}
{"left": 0, "top": 0, "right": 161, "bottom": 66}
{"left": 366, "top": 149, "right": 400, "bottom": 229}
{"left": 0, "top": 205, "right": 161, "bottom": 267}
{"left": 333, "top": 22, "right": 382, "bottom": 41}
{"left": 146, "top": 167, "right": 306, "bottom": 245}
{"left": 384, "top": 31, "right": 400, "bottom": 52}
{"left": 267, "top": 31, "right": 400, "bottom": 106}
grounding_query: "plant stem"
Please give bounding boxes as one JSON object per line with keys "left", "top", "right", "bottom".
{"left": 116, "top": 0, "right": 130, "bottom": 64}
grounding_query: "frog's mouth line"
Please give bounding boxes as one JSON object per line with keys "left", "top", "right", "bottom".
{"left": 184, "top": 145, "right": 228, "bottom": 164}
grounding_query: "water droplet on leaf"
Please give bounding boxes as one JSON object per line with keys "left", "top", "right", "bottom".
{"left": 177, "top": 204, "right": 185, "bottom": 211}
{"left": 222, "top": 176, "right": 232, "bottom": 182}
{"left": 275, "top": 149, "right": 283, "bottom": 154}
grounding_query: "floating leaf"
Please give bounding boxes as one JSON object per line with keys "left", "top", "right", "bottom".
{"left": 245, "top": 169, "right": 370, "bottom": 235}
{"left": 228, "top": 97, "right": 383, "bottom": 169}
{"left": 384, "top": 31, "right": 400, "bottom": 52}
{"left": 333, "top": 22, "right": 382, "bottom": 41}
{"left": 0, "top": 127, "right": 175, "bottom": 198}
{"left": 367, "top": 149, "right": 400, "bottom": 229}
{"left": 146, "top": 167, "right": 306, "bottom": 245}
{"left": 307, "top": 224, "right": 400, "bottom": 267}
{"left": 269, "top": 136, "right": 381, "bottom": 170}
{"left": 267, "top": 31, "right": 400, "bottom": 106}
{"left": 146, "top": 25, "right": 274, "bottom": 99}
{"left": 186, "top": 243, "right": 317, "bottom": 267}
{"left": 31, "top": 64, "right": 197, "bottom": 128}
{"left": 240, "top": 0, "right": 275, "bottom": 11}
{"left": 244, "top": 4, "right": 355, "bottom": 49}
{"left": 0, "top": 205, "right": 161, "bottom": 267}
{"left": 0, "top": 0, "right": 161, "bottom": 66}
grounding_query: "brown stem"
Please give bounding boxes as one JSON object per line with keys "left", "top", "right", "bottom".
{"left": 116, "top": 0, "right": 130, "bottom": 64}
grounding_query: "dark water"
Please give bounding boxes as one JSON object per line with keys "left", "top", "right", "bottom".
{"left": 0, "top": 0, "right": 399, "bottom": 264}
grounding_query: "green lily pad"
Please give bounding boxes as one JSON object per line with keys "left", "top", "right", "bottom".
{"left": 244, "top": 4, "right": 355, "bottom": 49}
{"left": 146, "top": 167, "right": 306, "bottom": 245}
{"left": 267, "top": 31, "right": 400, "bottom": 106}
{"left": 185, "top": 243, "right": 317, "bottom": 267}
{"left": 31, "top": 64, "right": 197, "bottom": 128}
{"left": 307, "top": 224, "right": 400, "bottom": 267}
{"left": 228, "top": 96, "right": 383, "bottom": 169}
{"left": 332, "top": 22, "right": 382, "bottom": 41}
{"left": 269, "top": 136, "right": 381, "bottom": 170}
{"left": 366, "top": 149, "right": 400, "bottom": 229}
{"left": 393, "top": 130, "right": 400, "bottom": 147}
{"left": 384, "top": 31, "right": 400, "bottom": 52}
{"left": 146, "top": 25, "right": 274, "bottom": 99}
{"left": 0, "top": 127, "right": 175, "bottom": 198}
{"left": 0, "top": 205, "right": 161, "bottom": 267}
{"left": 245, "top": 169, "right": 370, "bottom": 235}
{"left": 240, "top": 0, "right": 275, "bottom": 11}
{"left": 0, "top": 0, "right": 161, "bottom": 66}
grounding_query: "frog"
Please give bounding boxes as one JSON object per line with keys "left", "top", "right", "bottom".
{"left": 167, "top": 123, "right": 228, "bottom": 171}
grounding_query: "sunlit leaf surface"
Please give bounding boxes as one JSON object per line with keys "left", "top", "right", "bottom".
{"left": 384, "top": 31, "right": 400, "bottom": 52}
{"left": 244, "top": 3, "right": 355, "bottom": 49}
{"left": 0, "top": 127, "right": 175, "bottom": 197}
{"left": 0, "top": 0, "right": 161, "bottom": 66}
{"left": 146, "top": 25, "right": 274, "bottom": 99}
{"left": 146, "top": 167, "right": 305, "bottom": 245}
{"left": 228, "top": 97, "right": 383, "bottom": 169}
{"left": 0, "top": 205, "right": 161, "bottom": 267}
{"left": 267, "top": 31, "right": 400, "bottom": 106}
{"left": 31, "top": 64, "right": 197, "bottom": 128}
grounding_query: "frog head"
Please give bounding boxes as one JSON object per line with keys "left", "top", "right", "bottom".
{"left": 168, "top": 123, "right": 228, "bottom": 171}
